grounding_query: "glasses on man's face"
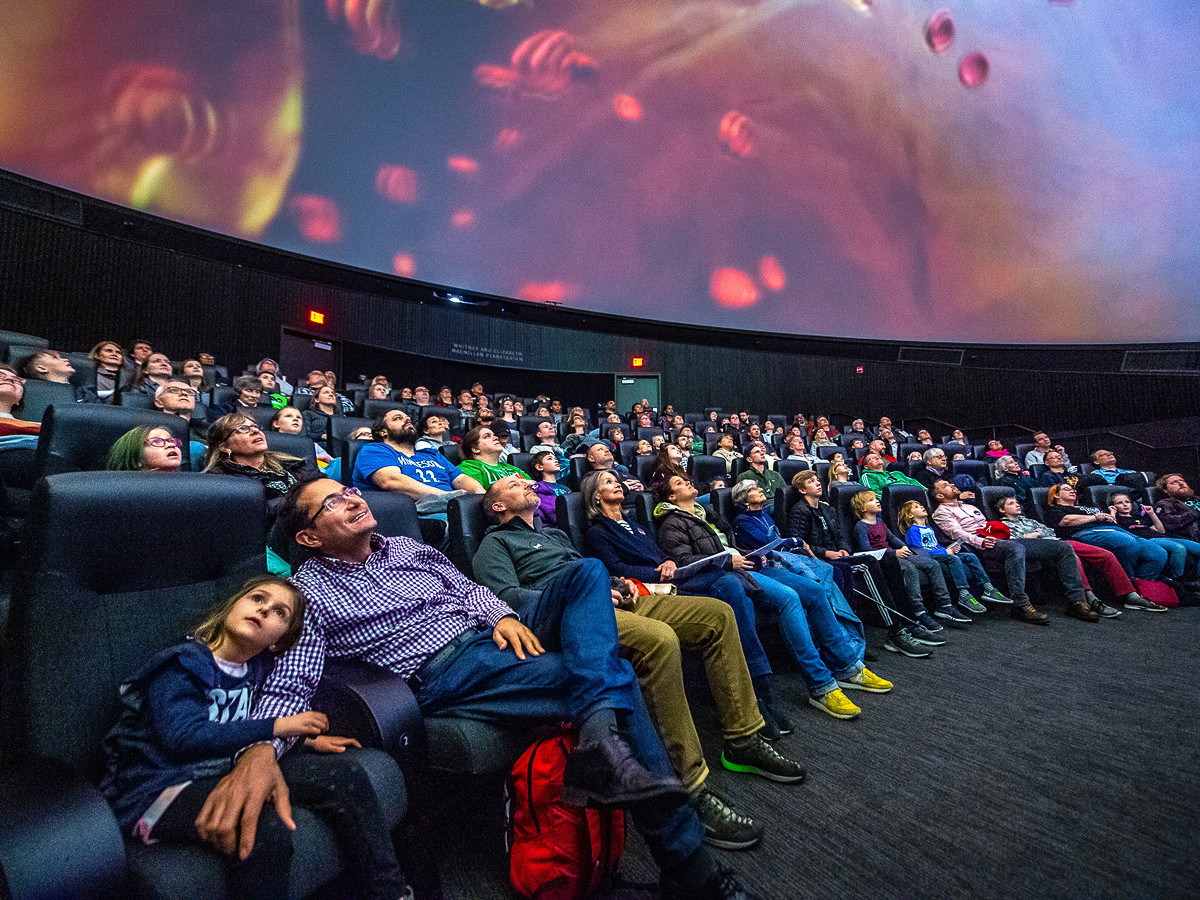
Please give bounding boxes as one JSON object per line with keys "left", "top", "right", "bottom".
{"left": 312, "top": 486, "right": 363, "bottom": 521}
{"left": 145, "top": 436, "right": 183, "bottom": 449}
{"left": 161, "top": 386, "right": 192, "bottom": 396}
{"left": 232, "top": 422, "right": 263, "bottom": 435}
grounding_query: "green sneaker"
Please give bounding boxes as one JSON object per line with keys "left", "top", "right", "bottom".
{"left": 959, "top": 594, "right": 988, "bottom": 614}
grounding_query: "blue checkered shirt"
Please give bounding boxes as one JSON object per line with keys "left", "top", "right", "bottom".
{"left": 253, "top": 534, "right": 513, "bottom": 754}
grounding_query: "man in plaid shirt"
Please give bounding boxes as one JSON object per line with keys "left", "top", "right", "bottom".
{"left": 194, "top": 477, "right": 760, "bottom": 899}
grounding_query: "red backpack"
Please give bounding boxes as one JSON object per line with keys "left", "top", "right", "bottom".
{"left": 506, "top": 731, "right": 625, "bottom": 900}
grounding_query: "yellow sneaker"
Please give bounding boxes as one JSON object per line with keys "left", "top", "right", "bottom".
{"left": 838, "top": 667, "right": 893, "bottom": 694}
{"left": 808, "top": 688, "right": 861, "bottom": 719}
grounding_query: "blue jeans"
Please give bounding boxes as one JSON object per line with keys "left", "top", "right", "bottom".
{"left": 753, "top": 567, "right": 864, "bottom": 698}
{"left": 1149, "top": 536, "right": 1200, "bottom": 580}
{"left": 703, "top": 572, "right": 772, "bottom": 681}
{"left": 932, "top": 551, "right": 992, "bottom": 596}
{"left": 414, "top": 558, "right": 703, "bottom": 869}
{"left": 1075, "top": 527, "right": 1169, "bottom": 580}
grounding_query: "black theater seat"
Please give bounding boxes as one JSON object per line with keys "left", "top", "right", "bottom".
{"left": 0, "top": 472, "right": 408, "bottom": 900}
{"left": 35, "top": 404, "right": 194, "bottom": 477}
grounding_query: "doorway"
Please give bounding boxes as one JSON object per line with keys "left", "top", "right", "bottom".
{"left": 280, "top": 328, "right": 341, "bottom": 388}
{"left": 614, "top": 374, "right": 660, "bottom": 414}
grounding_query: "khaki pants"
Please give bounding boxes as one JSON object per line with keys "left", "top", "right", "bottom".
{"left": 614, "top": 592, "right": 764, "bottom": 794}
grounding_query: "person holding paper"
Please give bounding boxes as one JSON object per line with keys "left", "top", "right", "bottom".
{"left": 652, "top": 472, "right": 888, "bottom": 722}
{"left": 578, "top": 471, "right": 806, "bottom": 850}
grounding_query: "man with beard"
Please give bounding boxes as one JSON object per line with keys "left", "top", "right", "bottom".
{"left": 352, "top": 409, "right": 482, "bottom": 514}
{"left": 1155, "top": 474, "right": 1200, "bottom": 543}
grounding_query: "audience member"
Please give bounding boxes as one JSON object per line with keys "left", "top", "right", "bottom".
{"left": 586, "top": 443, "right": 645, "bottom": 495}
{"left": 712, "top": 433, "right": 741, "bottom": 477}
{"left": 106, "top": 425, "right": 184, "bottom": 472}
{"left": 1037, "top": 450, "right": 1076, "bottom": 487}
{"left": 352, "top": 409, "right": 482, "bottom": 514}
{"left": 1044, "top": 484, "right": 1169, "bottom": 587}
{"left": 215, "top": 375, "right": 265, "bottom": 420}
{"left": 204, "top": 414, "right": 316, "bottom": 523}
{"left": 896, "top": 500, "right": 1000, "bottom": 614}
{"left": 650, "top": 472, "right": 806, "bottom": 733}
{"left": 153, "top": 379, "right": 208, "bottom": 467}
{"left": 176, "top": 358, "right": 208, "bottom": 394}
{"left": 992, "top": 495, "right": 1134, "bottom": 618}
{"left": 126, "top": 339, "right": 153, "bottom": 370}
{"left": 1024, "top": 432, "right": 1074, "bottom": 471}
{"left": 982, "top": 440, "right": 1010, "bottom": 459}
{"left": 929, "top": 480, "right": 1056, "bottom": 625}
{"left": 785, "top": 470, "right": 934, "bottom": 657}
{"left": 527, "top": 450, "right": 570, "bottom": 526}
{"left": 1155, "top": 474, "right": 1200, "bottom": 543}
{"left": 858, "top": 454, "right": 922, "bottom": 493}
{"left": 850, "top": 491, "right": 963, "bottom": 629}
{"left": 577, "top": 470, "right": 804, "bottom": 849}
{"left": 1077, "top": 449, "right": 1144, "bottom": 494}
{"left": 129, "top": 352, "right": 175, "bottom": 396}
{"left": 302, "top": 385, "right": 341, "bottom": 444}
{"left": 271, "top": 406, "right": 332, "bottom": 465}
{"left": 530, "top": 420, "right": 570, "bottom": 472}
{"left": 90, "top": 340, "right": 126, "bottom": 400}
{"left": 457, "top": 425, "right": 529, "bottom": 488}
{"left": 991, "top": 455, "right": 1038, "bottom": 505}
{"left": 414, "top": 414, "right": 456, "bottom": 453}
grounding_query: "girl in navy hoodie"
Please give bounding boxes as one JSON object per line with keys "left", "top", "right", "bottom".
{"left": 101, "top": 575, "right": 408, "bottom": 900}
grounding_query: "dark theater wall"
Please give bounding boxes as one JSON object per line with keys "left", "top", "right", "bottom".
{"left": 1, "top": 201, "right": 1196, "bottom": 435}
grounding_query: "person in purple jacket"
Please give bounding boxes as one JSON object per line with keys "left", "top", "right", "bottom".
{"left": 528, "top": 449, "right": 571, "bottom": 525}
{"left": 100, "top": 575, "right": 407, "bottom": 900}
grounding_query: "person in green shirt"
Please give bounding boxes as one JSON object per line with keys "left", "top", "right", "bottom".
{"left": 734, "top": 442, "right": 784, "bottom": 498}
{"left": 457, "top": 424, "right": 530, "bottom": 489}
{"left": 858, "top": 453, "right": 923, "bottom": 494}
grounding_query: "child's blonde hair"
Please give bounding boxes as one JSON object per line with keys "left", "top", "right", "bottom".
{"left": 897, "top": 500, "right": 925, "bottom": 532}
{"left": 194, "top": 575, "right": 307, "bottom": 655}
{"left": 850, "top": 491, "right": 877, "bottom": 518}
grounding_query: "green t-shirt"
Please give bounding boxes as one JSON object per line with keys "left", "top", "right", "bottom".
{"left": 458, "top": 458, "right": 529, "bottom": 489}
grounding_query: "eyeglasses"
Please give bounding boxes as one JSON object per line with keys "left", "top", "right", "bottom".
{"left": 145, "top": 437, "right": 183, "bottom": 449}
{"left": 161, "top": 386, "right": 193, "bottom": 396}
{"left": 311, "top": 486, "right": 362, "bottom": 521}
{"left": 232, "top": 422, "right": 263, "bottom": 435}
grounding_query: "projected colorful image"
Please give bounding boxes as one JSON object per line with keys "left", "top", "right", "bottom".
{"left": 2, "top": 0, "right": 1198, "bottom": 343}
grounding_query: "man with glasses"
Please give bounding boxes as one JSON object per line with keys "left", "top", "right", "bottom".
{"left": 190, "top": 477, "right": 758, "bottom": 900}
{"left": 154, "top": 379, "right": 208, "bottom": 469}
{"left": 352, "top": 409, "right": 483, "bottom": 515}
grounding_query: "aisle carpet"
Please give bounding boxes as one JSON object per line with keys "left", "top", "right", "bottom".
{"left": 414, "top": 606, "right": 1200, "bottom": 899}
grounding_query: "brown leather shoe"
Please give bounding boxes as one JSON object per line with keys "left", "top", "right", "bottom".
{"left": 1066, "top": 600, "right": 1100, "bottom": 622}
{"left": 1011, "top": 604, "right": 1050, "bottom": 625}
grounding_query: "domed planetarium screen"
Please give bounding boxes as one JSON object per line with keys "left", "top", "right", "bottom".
{"left": 1, "top": 0, "right": 1198, "bottom": 343}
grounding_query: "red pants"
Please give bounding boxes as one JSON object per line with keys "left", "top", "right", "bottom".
{"left": 1067, "top": 540, "right": 1134, "bottom": 596}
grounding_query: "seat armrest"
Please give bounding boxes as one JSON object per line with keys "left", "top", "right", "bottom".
{"left": 314, "top": 659, "right": 426, "bottom": 769}
{"left": 0, "top": 757, "right": 127, "bottom": 900}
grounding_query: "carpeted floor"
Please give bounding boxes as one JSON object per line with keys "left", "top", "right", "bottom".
{"left": 411, "top": 606, "right": 1200, "bottom": 899}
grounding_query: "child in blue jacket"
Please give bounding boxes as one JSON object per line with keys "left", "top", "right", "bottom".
{"left": 898, "top": 500, "right": 1007, "bottom": 616}
{"left": 101, "top": 575, "right": 408, "bottom": 900}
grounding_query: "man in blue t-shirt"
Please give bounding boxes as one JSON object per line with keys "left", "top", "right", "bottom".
{"left": 353, "top": 409, "right": 483, "bottom": 513}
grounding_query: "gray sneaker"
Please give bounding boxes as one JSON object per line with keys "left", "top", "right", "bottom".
{"left": 982, "top": 585, "right": 1013, "bottom": 605}
{"left": 883, "top": 628, "right": 933, "bottom": 658}
{"left": 959, "top": 592, "right": 989, "bottom": 614}
{"left": 909, "top": 623, "right": 948, "bottom": 646}
{"left": 722, "top": 734, "right": 807, "bottom": 783}
{"left": 1123, "top": 593, "right": 1168, "bottom": 613}
{"left": 690, "top": 789, "right": 763, "bottom": 850}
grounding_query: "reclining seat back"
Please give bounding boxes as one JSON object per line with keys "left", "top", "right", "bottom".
{"left": 882, "top": 484, "right": 930, "bottom": 539}
{"left": 447, "top": 493, "right": 488, "bottom": 579}
{"left": 3, "top": 472, "right": 266, "bottom": 775}
{"left": 35, "top": 404, "right": 194, "bottom": 478}
{"left": 556, "top": 492, "right": 589, "bottom": 553}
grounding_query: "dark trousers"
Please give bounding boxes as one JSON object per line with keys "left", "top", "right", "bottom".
{"left": 152, "top": 750, "right": 405, "bottom": 900}
{"left": 974, "top": 539, "right": 1083, "bottom": 605}
{"left": 413, "top": 558, "right": 703, "bottom": 870}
